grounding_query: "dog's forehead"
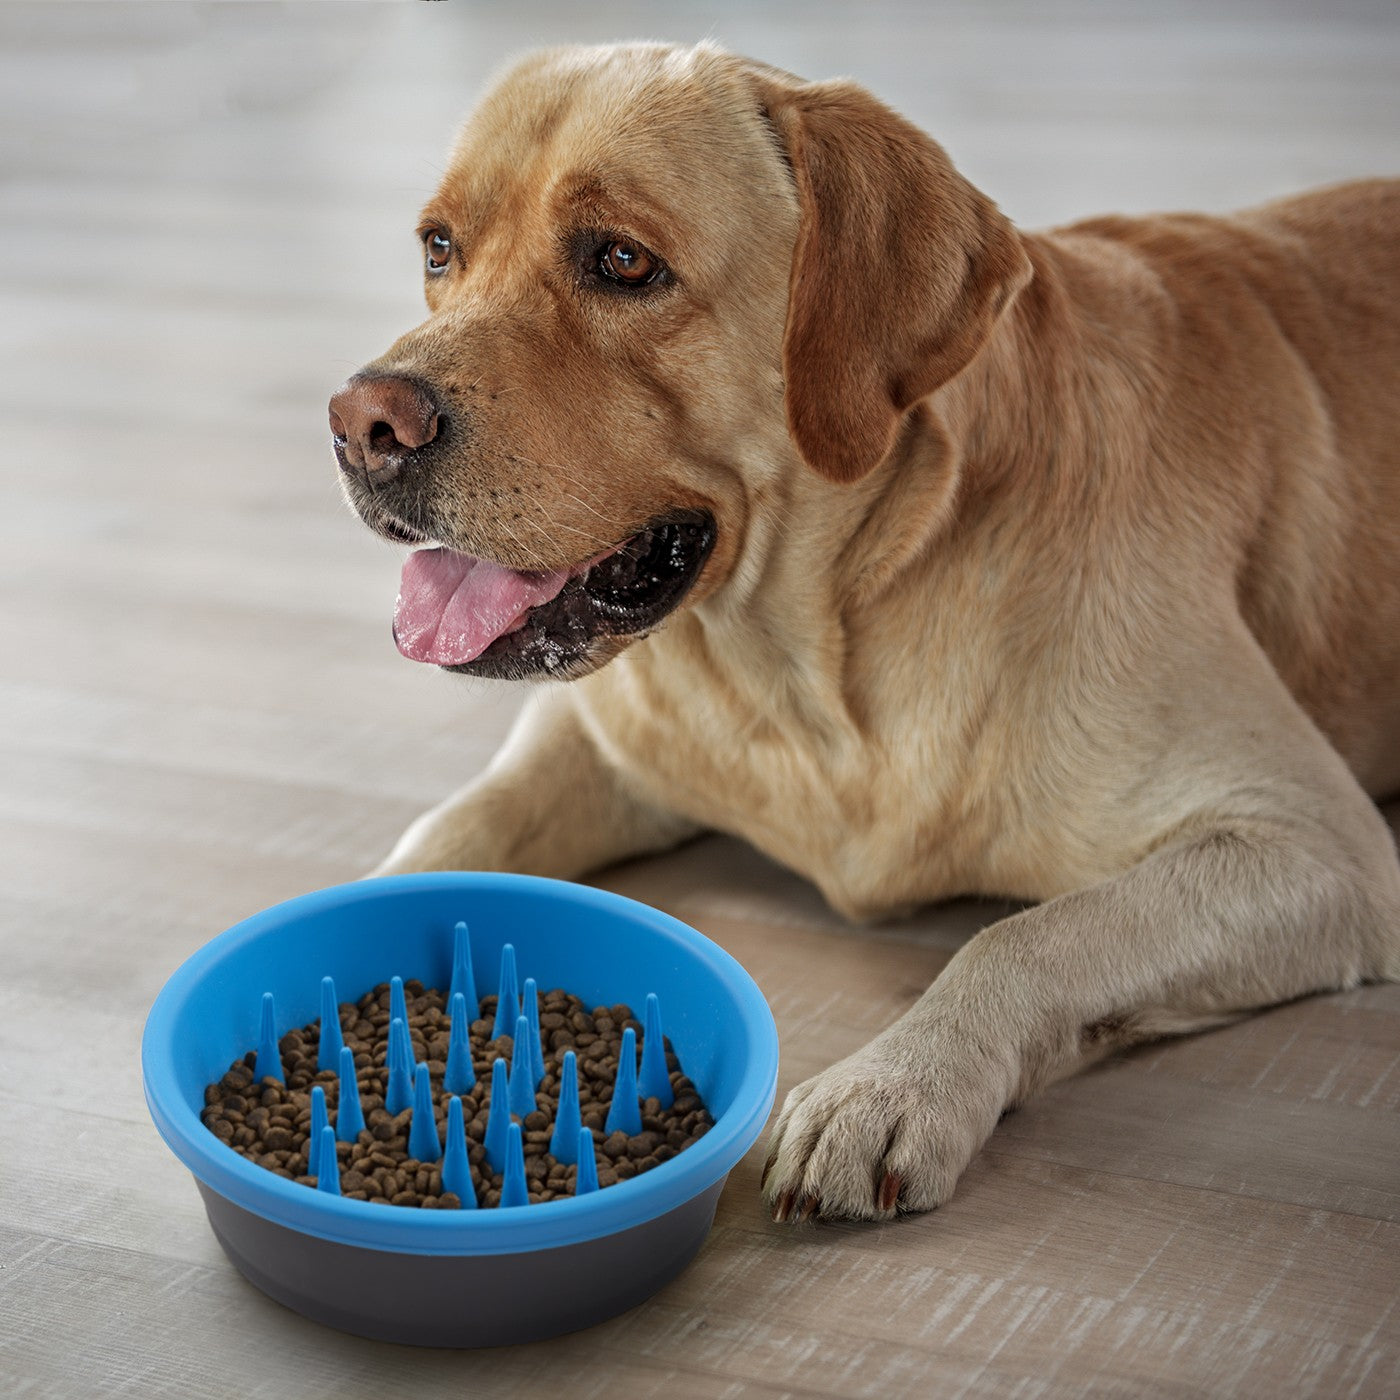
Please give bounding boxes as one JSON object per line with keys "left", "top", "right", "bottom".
{"left": 430, "top": 44, "right": 789, "bottom": 249}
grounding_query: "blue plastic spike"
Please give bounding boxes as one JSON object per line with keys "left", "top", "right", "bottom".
{"left": 491, "top": 944, "right": 519, "bottom": 1040}
{"left": 574, "top": 1127, "right": 599, "bottom": 1195}
{"left": 500, "top": 1122, "right": 529, "bottom": 1208}
{"left": 549, "top": 1050, "right": 581, "bottom": 1164}
{"left": 336, "top": 1045, "right": 365, "bottom": 1142}
{"left": 315, "top": 1125, "right": 340, "bottom": 1195}
{"left": 309, "top": 1085, "right": 328, "bottom": 1176}
{"left": 386, "top": 1016, "right": 414, "bottom": 1115}
{"left": 254, "top": 992, "right": 282, "bottom": 1083}
{"left": 317, "top": 976, "right": 344, "bottom": 1074}
{"left": 448, "top": 921, "right": 479, "bottom": 1021}
{"left": 522, "top": 977, "right": 545, "bottom": 1088}
{"left": 605, "top": 1026, "right": 642, "bottom": 1136}
{"left": 408, "top": 1063, "right": 442, "bottom": 1163}
{"left": 389, "top": 975, "right": 408, "bottom": 1029}
{"left": 444, "top": 993, "right": 477, "bottom": 1095}
{"left": 507, "top": 1014, "right": 537, "bottom": 1121}
{"left": 440, "top": 1096, "right": 477, "bottom": 1209}
{"left": 483, "top": 1057, "right": 511, "bottom": 1173}
{"left": 638, "top": 992, "right": 674, "bottom": 1107}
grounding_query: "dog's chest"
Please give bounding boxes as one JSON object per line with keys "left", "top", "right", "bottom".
{"left": 573, "top": 635, "right": 1115, "bottom": 918}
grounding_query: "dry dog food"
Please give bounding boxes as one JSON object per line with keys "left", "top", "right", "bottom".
{"left": 201, "top": 980, "right": 713, "bottom": 1208}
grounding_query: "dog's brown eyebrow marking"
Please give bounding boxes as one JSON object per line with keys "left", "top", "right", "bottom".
{"left": 552, "top": 173, "right": 681, "bottom": 261}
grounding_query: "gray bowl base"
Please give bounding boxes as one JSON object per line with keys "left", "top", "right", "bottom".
{"left": 198, "top": 1178, "right": 725, "bottom": 1347}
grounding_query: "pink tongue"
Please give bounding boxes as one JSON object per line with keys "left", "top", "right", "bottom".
{"left": 394, "top": 547, "right": 569, "bottom": 665}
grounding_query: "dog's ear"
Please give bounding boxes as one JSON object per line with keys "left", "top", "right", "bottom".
{"left": 756, "top": 77, "right": 1032, "bottom": 483}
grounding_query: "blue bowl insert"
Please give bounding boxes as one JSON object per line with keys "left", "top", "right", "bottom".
{"left": 142, "top": 873, "right": 779, "bottom": 1345}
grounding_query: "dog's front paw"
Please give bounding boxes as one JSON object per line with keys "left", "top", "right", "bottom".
{"left": 761, "top": 1035, "right": 997, "bottom": 1224}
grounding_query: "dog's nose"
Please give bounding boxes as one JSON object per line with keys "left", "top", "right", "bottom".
{"left": 329, "top": 374, "right": 441, "bottom": 480}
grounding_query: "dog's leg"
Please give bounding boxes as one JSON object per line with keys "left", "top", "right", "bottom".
{"left": 762, "top": 647, "right": 1400, "bottom": 1224}
{"left": 371, "top": 689, "right": 701, "bottom": 878}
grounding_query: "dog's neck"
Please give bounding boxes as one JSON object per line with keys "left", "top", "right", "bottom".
{"left": 660, "top": 233, "right": 1119, "bottom": 731}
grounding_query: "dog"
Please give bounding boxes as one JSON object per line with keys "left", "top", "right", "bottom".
{"left": 329, "top": 41, "right": 1400, "bottom": 1223}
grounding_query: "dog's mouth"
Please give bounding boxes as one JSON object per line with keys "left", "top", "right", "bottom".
{"left": 391, "top": 513, "right": 716, "bottom": 679}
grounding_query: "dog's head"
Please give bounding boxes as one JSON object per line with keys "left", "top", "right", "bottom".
{"left": 331, "top": 42, "right": 1030, "bottom": 680}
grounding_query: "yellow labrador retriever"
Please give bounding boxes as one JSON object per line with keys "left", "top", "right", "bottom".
{"left": 329, "top": 42, "right": 1400, "bottom": 1222}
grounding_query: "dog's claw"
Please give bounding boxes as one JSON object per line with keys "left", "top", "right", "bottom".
{"left": 760, "top": 1150, "right": 777, "bottom": 1190}
{"left": 877, "top": 1171, "right": 902, "bottom": 1213}
{"left": 772, "top": 1188, "right": 796, "bottom": 1223}
{"left": 796, "top": 1192, "right": 820, "bottom": 1222}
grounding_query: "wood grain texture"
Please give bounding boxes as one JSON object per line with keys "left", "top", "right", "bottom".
{"left": 2, "top": 3, "right": 1397, "bottom": 1397}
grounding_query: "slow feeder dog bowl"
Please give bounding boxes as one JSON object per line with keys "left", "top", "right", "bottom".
{"left": 142, "top": 873, "right": 779, "bottom": 1346}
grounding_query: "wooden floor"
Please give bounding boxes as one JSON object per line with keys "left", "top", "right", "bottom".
{"left": 2, "top": 2, "right": 1398, "bottom": 1396}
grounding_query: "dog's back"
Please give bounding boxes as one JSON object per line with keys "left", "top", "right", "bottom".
{"left": 1046, "top": 181, "right": 1400, "bottom": 795}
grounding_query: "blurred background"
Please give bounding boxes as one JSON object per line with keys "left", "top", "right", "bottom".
{"left": 3, "top": 3, "right": 1398, "bottom": 1396}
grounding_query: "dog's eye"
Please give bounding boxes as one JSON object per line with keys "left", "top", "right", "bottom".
{"left": 423, "top": 228, "right": 452, "bottom": 275}
{"left": 599, "top": 239, "right": 661, "bottom": 287}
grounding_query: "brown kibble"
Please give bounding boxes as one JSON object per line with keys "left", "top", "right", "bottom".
{"left": 627, "top": 1132, "right": 660, "bottom": 1159}
{"left": 207, "top": 979, "right": 711, "bottom": 1207}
